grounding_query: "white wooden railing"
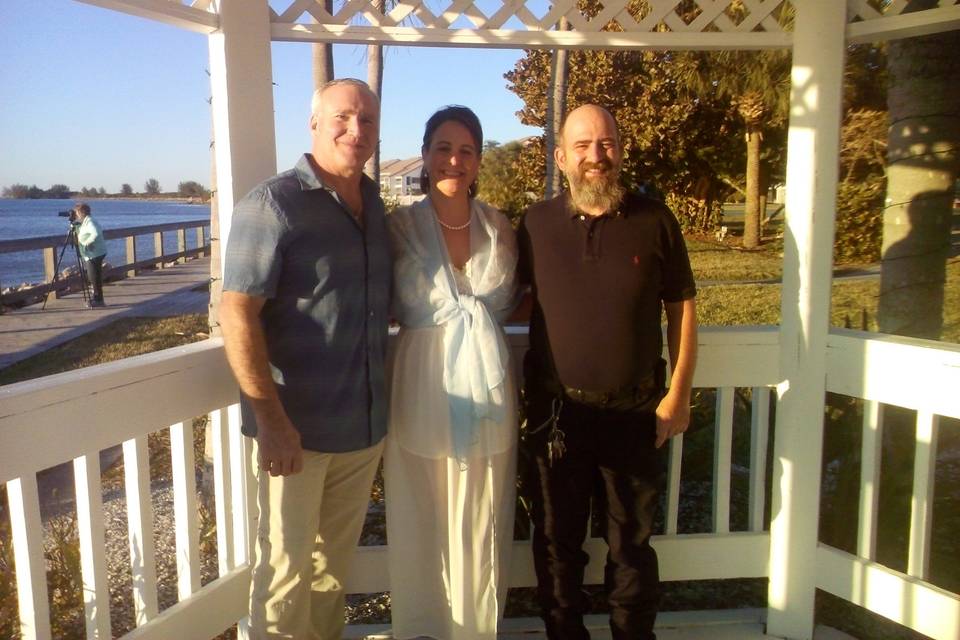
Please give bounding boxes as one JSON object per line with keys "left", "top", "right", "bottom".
{"left": 2, "top": 327, "right": 958, "bottom": 639}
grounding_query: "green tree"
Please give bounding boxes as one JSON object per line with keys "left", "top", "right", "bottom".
{"left": 677, "top": 47, "right": 792, "bottom": 248}
{"left": 121, "top": 183, "right": 133, "bottom": 196}
{"left": 178, "top": 180, "right": 208, "bottom": 198}
{"left": 47, "top": 184, "right": 72, "bottom": 198}
{"left": 145, "top": 178, "right": 161, "bottom": 195}
{"left": 477, "top": 140, "right": 534, "bottom": 224}
{"left": 3, "top": 183, "right": 32, "bottom": 198}
{"left": 507, "top": 47, "right": 742, "bottom": 232}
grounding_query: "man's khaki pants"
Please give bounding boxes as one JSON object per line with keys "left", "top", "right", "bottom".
{"left": 249, "top": 440, "right": 384, "bottom": 639}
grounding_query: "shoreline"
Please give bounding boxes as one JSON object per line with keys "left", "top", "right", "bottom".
{"left": 0, "top": 195, "right": 210, "bottom": 204}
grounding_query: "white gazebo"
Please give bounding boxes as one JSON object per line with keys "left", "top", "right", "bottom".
{"left": 2, "top": 1, "right": 959, "bottom": 639}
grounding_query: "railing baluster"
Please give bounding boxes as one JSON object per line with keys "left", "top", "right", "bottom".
{"left": 126, "top": 235, "right": 138, "bottom": 278}
{"left": 665, "top": 433, "right": 683, "bottom": 535}
{"left": 857, "top": 399, "right": 883, "bottom": 560}
{"left": 177, "top": 229, "right": 187, "bottom": 264}
{"left": 228, "top": 403, "right": 254, "bottom": 568}
{"left": 907, "top": 411, "right": 939, "bottom": 579}
{"left": 74, "top": 452, "right": 112, "bottom": 639}
{"left": 6, "top": 475, "right": 51, "bottom": 640}
{"left": 154, "top": 232, "right": 164, "bottom": 269}
{"left": 713, "top": 387, "right": 734, "bottom": 533}
{"left": 749, "top": 387, "right": 770, "bottom": 532}
{"left": 211, "top": 407, "right": 235, "bottom": 574}
{"left": 170, "top": 421, "right": 201, "bottom": 599}
{"left": 122, "top": 435, "right": 159, "bottom": 624}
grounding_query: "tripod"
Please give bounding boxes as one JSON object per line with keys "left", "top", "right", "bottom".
{"left": 42, "top": 223, "right": 91, "bottom": 310}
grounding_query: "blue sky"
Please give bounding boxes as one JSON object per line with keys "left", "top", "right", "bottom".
{"left": 0, "top": 0, "right": 541, "bottom": 193}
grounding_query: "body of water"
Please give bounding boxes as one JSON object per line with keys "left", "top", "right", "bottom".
{"left": 0, "top": 199, "right": 210, "bottom": 289}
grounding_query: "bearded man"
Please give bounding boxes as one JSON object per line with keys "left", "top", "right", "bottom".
{"left": 517, "top": 104, "right": 698, "bottom": 640}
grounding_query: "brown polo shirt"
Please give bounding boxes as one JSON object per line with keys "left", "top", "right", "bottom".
{"left": 518, "top": 191, "right": 696, "bottom": 393}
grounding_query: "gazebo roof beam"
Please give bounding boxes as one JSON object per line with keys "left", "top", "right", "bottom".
{"left": 75, "top": 0, "right": 218, "bottom": 33}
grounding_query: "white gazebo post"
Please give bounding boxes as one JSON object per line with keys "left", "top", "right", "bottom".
{"left": 208, "top": 0, "right": 278, "bottom": 271}
{"left": 206, "top": 0, "right": 277, "bottom": 624}
{"left": 767, "top": 1, "right": 846, "bottom": 637}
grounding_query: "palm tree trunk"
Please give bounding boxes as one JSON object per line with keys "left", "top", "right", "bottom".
{"left": 743, "top": 127, "right": 762, "bottom": 248}
{"left": 544, "top": 18, "right": 569, "bottom": 200}
{"left": 364, "top": 0, "right": 386, "bottom": 183}
{"left": 878, "top": 22, "right": 959, "bottom": 340}
{"left": 312, "top": 3, "right": 335, "bottom": 91}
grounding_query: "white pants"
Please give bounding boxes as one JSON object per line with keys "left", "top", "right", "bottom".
{"left": 248, "top": 439, "right": 384, "bottom": 640}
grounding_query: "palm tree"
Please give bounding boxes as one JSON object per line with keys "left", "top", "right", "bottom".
{"left": 679, "top": 49, "right": 791, "bottom": 248}
{"left": 878, "top": 5, "right": 959, "bottom": 340}
{"left": 544, "top": 17, "right": 570, "bottom": 199}
{"left": 312, "top": 1, "right": 335, "bottom": 90}
{"left": 365, "top": 0, "right": 386, "bottom": 184}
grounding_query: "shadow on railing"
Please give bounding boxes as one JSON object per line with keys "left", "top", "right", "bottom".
{"left": 0, "top": 219, "right": 209, "bottom": 307}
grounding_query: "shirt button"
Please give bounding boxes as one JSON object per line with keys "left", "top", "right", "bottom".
{"left": 579, "top": 215, "right": 585, "bottom": 221}
{"left": 369, "top": 311, "right": 375, "bottom": 317}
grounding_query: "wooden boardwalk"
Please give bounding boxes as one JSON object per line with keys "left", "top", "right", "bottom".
{"left": 0, "top": 257, "right": 210, "bottom": 370}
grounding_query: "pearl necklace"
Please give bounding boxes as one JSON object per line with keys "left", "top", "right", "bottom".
{"left": 435, "top": 215, "right": 471, "bottom": 231}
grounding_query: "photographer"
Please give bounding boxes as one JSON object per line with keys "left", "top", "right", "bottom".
{"left": 72, "top": 203, "right": 107, "bottom": 307}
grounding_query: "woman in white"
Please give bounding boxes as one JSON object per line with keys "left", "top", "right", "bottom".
{"left": 386, "top": 105, "right": 519, "bottom": 640}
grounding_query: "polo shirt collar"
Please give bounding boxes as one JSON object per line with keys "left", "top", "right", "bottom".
{"left": 295, "top": 153, "right": 379, "bottom": 197}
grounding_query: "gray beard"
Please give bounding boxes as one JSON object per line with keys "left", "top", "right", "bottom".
{"left": 567, "top": 173, "right": 625, "bottom": 214}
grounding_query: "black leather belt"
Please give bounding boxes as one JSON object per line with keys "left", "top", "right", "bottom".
{"left": 562, "top": 384, "right": 639, "bottom": 408}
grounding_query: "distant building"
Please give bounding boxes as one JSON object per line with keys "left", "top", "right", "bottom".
{"left": 379, "top": 157, "right": 423, "bottom": 197}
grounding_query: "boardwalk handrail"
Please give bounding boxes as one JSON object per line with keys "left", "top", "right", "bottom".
{"left": 0, "top": 220, "right": 209, "bottom": 254}
{"left": 0, "top": 219, "right": 210, "bottom": 306}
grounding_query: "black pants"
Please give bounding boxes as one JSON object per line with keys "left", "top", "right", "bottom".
{"left": 84, "top": 255, "right": 105, "bottom": 303}
{"left": 525, "top": 394, "right": 663, "bottom": 640}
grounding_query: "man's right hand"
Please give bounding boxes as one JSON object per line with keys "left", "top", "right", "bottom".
{"left": 256, "top": 417, "right": 304, "bottom": 477}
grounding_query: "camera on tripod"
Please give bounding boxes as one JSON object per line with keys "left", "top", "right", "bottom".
{"left": 58, "top": 209, "right": 80, "bottom": 224}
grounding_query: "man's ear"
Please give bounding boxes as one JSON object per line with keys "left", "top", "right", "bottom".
{"left": 554, "top": 146, "right": 566, "bottom": 174}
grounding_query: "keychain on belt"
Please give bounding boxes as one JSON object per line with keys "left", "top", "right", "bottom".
{"left": 529, "top": 396, "right": 567, "bottom": 465}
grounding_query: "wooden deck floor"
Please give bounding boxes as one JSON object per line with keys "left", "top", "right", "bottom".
{"left": 0, "top": 257, "right": 210, "bottom": 370}
{"left": 346, "top": 610, "right": 856, "bottom": 639}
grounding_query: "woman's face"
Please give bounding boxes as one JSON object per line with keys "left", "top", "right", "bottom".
{"left": 423, "top": 120, "right": 480, "bottom": 199}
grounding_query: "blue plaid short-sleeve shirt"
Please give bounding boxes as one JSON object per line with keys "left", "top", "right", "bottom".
{"left": 223, "top": 154, "right": 392, "bottom": 452}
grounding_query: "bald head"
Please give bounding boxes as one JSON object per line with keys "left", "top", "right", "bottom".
{"left": 558, "top": 104, "right": 619, "bottom": 148}
{"left": 555, "top": 104, "right": 624, "bottom": 216}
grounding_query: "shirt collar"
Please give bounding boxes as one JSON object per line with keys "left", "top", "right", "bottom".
{"left": 295, "top": 153, "right": 378, "bottom": 198}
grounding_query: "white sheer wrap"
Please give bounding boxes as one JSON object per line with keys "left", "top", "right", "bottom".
{"left": 388, "top": 196, "right": 518, "bottom": 459}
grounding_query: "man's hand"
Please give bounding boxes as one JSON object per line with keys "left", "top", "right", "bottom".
{"left": 256, "top": 416, "right": 304, "bottom": 477}
{"left": 654, "top": 391, "right": 691, "bottom": 449}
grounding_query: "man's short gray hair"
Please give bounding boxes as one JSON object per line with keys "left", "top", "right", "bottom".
{"left": 310, "top": 78, "right": 378, "bottom": 116}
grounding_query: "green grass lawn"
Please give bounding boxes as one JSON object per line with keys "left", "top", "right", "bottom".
{"left": 696, "top": 256, "right": 959, "bottom": 343}
{"left": 0, "top": 314, "right": 210, "bottom": 387}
